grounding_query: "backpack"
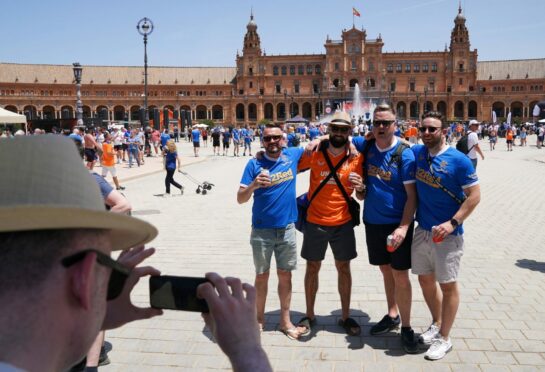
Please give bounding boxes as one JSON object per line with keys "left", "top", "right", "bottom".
{"left": 456, "top": 134, "right": 475, "bottom": 155}
{"left": 291, "top": 134, "right": 301, "bottom": 147}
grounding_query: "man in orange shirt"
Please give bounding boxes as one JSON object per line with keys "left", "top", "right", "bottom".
{"left": 405, "top": 121, "right": 418, "bottom": 145}
{"left": 101, "top": 132, "right": 125, "bottom": 190}
{"left": 296, "top": 111, "right": 365, "bottom": 337}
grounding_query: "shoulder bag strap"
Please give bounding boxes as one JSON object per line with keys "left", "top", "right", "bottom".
{"left": 321, "top": 147, "right": 352, "bottom": 206}
{"left": 307, "top": 144, "right": 348, "bottom": 206}
{"left": 425, "top": 150, "right": 466, "bottom": 205}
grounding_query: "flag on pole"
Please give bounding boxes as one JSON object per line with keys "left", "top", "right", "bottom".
{"left": 353, "top": 7, "right": 361, "bottom": 17}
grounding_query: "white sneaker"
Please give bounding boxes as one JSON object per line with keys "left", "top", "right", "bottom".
{"left": 425, "top": 337, "right": 452, "bottom": 360}
{"left": 163, "top": 193, "right": 171, "bottom": 198}
{"left": 419, "top": 323, "right": 440, "bottom": 345}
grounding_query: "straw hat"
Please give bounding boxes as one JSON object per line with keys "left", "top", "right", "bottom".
{"left": 0, "top": 135, "right": 157, "bottom": 250}
{"left": 468, "top": 119, "right": 480, "bottom": 126}
{"left": 328, "top": 111, "right": 352, "bottom": 127}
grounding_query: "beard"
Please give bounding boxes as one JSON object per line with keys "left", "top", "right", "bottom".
{"left": 330, "top": 135, "right": 348, "bottom": 148}
{"left": 265, "top": 142, "right": 281, "bottom": 155}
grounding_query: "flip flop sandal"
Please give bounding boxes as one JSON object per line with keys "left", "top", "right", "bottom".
{"left": 280, "top": 327, "right": 300, "bottom": 340}
{"left": 296, "top": 317, "right": 316, "bottom": 337}
{"left": 338, "top": 317, "right": 361, "bottom": 336}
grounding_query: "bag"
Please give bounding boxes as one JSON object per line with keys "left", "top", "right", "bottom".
{"left": 291, "top": 134, "right": 301, "bottom": 147}
{"left": 455, "top": 134, "right": 469, "bottom": 154}
{"left": 348, "top": 198, "right": 361, "bottom": 227}
{"left": 295, "top": 193, "right": 309, "bottom": 232}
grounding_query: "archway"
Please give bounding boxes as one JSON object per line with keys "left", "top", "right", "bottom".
{"left": 437, "top": 101, "right": 447, "bottom": 117}
{"left": 4, "top": 105, "right": 18, "bottom": 113}
{"left": 236, "top": 103, "right": 245, "bottom": 121}
{"left": 492, "top": 101, "right": 505, "bottom": 120}
{"left": 424, "top": 101, "right": 433, "bottom": 113}
{"left": 409, "top": 101, "right": 418, "bottom": 119}
{"left": 42, "top": 106, "right": 55, "bottom": 119}
{"left": 61, "top": 105, "right": 74, "bottom": 119}
{"left": 302, "top": 102, "right": 312, "bottom": 119}
{"left": 264, "top": 103, "right": 273, "bottom": 120}
{"left": 349, "top": 79, "right": 358, "bottom": 88}
{"left": 277, "top": 103, "right": 286, "bottom": 120}
{"left": 23, "top": 105, "right": 37, "bottom": 120}
{"left": 196, "top": 105, "right": 207, "bottom": 120}
{"left": 248, "top": 103, "right": 257, "bottom": 120}
{"left": 510, "top": 101, "right": 523, "bottom": 118}
{"left": 212, "top": 105, "right": 223, "bottom": 120}
{"left": 130, "top": 105, "right": 141, "bottom": 121}
{"left": 396, "top": 102, "right": 406, "bottom": 119}
{"left": 454, "top": 101, "right": 464, "bottom": 119}
{"left": 113, "top": 105, "right": 125, "bottom": 121}
{"left": 468, "top": 101, "right": 478, "bottom": 119}
{"left": 82, "top": 105, "right": 92, "bottom": 119}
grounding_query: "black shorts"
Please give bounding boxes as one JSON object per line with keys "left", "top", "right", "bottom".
{"left": 364, "top": 222, "right": 414, "bottom": 270}
{"left": 301, "top": 221, "right": 357, "bottom": 261}
{"left": 193, "top": 141, "right": 200, "bottom": 148}
{"left": 114, "top": 145, "right": 122, "bottom": 151}
{"left": 223, "top": 142, "right": 230, "bottom": 149}
{"left": 213, "top": 140, "right": 220, "bottom": 147}
{"left": 122, "top": 144, "right": 128, "bottom": 150}
{"left": 84, "top": 148, "right": 96, "bottom": 162}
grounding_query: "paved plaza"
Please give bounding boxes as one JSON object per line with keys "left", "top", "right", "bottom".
{"left": 100, "top": 136, "right": 545, "bottom": 372}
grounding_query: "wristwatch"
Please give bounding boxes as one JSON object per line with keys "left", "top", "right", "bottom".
{"left": 450, "top": 218, "right": 460, "bottom": 228}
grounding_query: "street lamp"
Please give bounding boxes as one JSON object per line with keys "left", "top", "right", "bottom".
{"left": 317, "top": 89, "right": 322, "bottom": 120}
{"left": 424, "top": 87, "right": 428, "bottom": 115}
{"left": 136, "top": 17, "right": 154, "bottom": 128}
{"left": 416, "top": 93, "right": 420, "bottom": 121}
{"left": 72, "top": 62, "right": 83, "bottom": 128}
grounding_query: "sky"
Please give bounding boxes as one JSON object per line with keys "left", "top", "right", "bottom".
{"left": 2, "top": 0, "right": 544, "bottom": 67}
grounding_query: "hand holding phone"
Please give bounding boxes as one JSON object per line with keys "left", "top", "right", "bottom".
{"left": 149, "top": 275, "right": 209, "bottom": 312}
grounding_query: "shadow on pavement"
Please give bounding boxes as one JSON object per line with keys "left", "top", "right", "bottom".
{"left": 515, "top": 259, "right": 545, "bottom": 273}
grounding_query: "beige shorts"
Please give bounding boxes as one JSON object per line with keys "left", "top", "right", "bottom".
{"left": 101, "top": 165, "right": 117, "bottom": 177}
{"left": 411, "top": 225, "right": 464, "bottom": 283}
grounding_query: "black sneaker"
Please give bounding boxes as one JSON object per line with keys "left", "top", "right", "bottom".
{"left": 370, "top": 314, "right": 400, "bottom": 335}
{"left": 401, "top": 327, "right": 419, "bottom": 354}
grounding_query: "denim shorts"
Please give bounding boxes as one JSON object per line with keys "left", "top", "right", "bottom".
{"left": 250, "top": 223, "right": 297, "bottom": 274}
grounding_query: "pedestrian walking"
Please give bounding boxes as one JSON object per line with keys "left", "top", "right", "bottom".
{"left": 163, "top": 139, "right": 183, "bottom": 196}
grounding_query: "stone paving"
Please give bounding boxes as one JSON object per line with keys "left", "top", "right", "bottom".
{"left": 100, "top": 136, "right": 545, "bottom": 371}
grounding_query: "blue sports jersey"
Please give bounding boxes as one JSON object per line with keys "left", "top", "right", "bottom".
{"left": 232, "top": 129, "right": 240, "bottom": 141}
{"left": 353, "top": 137, "right": 416, "bottom": 224}
{"left": 223, "top": 131, "right": 231, "bottom": 142}
{"left": 165, "top": 151, "right": 177, "bottom": 170}
{"left": 309, "top": 127, "right": 320, "bottom": 141}
{"left": 240, "top": 147, "right": 304, "bottom": 228}
{"left": 160, "top": 133, "right": 170, "bottom": 147}
{"left": 412, "top": 144, "right": 479, "bottom": 235}
{"left": 191, "top": 129, "right": 200, "bottom": 142}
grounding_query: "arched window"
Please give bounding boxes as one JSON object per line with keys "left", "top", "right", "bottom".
{"left": 281, "top": 66, "right": 287, "bottom": 76}
{"left": 236, "top": 103, "right": 245, "bottom": 121}
{"left": 248, "top": 103, "right": 257, "bottom": 120}
{"left": 212, "top": 105, "right": 223, "bottom": 120}
{"left": 349, "top": 79, "right": 358, "bottom": 88}
{"left": 264, "top": 103, "right": 273, "bottom": 119}
{"left": 302, "top": 102, "right": 312, "bottom": 119}
{"left": 437, "top": 101, "right": 447, "bottom": 116}
{"left": 396, "top": 102, "right": 406, "bottom": 119}
{"left": 196, "top": 105, "right": 207, "bottom": 120}
{"left": 454, "top": 101, "right": 464, "bottom": 119}
{"left": 306, "top": 65, "right": 313, "bottom": 75}
{"left": 289, "top": 65, "right": 295, "bottom": 75}
{"left": 298, "top": 65, "right": 304, "bottom": 75}
{"left": 273, "top": 66, "right": 279, "bottom": 76}
{"left": 315, "top": 64, "right": 321, "bottom": 74}
{"left": 333, "top": 79, "right": 340, "bottom": 88}
{"left": 277, "top": 103, "right": 286, "bottom": 120}
{"left": 468, "top": 101, "right": 478, "bottom": 118}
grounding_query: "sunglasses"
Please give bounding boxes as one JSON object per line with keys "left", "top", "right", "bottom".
{"left": 263, "top": 135, "right": 282, "bottom": 142}
{"left": 418, "top": 126, "right": 441, "bottom": 133}
{"left": 329, "top": 126, "right": 350, "bottom": 134}
{"left": 61, "top": 249, "right": 131, "bottom": 301}
{"left": 373, "top": 120, "right": 395, "bottom": 127}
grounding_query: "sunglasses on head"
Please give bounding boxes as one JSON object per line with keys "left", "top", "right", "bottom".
{"left": 373, "top": 120, "right": 395, "bottom": 127}
{"left": 329, "top": 125, "right": 350, "bottom": 134}
{"left": 61, "top": 249, "right": 131, "bottom": 301}
{"left": 263, "top": 135, "right": 282, "bottom": 142}
{"left": 418, "top": 126, "right": 441, "bottom": 133}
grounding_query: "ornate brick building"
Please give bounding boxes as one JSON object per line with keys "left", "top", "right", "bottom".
{"left": 1, "top": 6, "right": 544, "bottom": 128}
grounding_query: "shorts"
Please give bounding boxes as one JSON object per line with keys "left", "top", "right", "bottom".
{"left": 213, "top": 139, "right": 220, "bottom": 147}
{"left": 233, "top": 140, "right": 240, "bottom": 145}
{"left": 223, "top": 142, "right": 230, "bottom": 149}
{"left": 538, "top": 136, "right": 544, "bottom": 142}
{"left": 364, "top": 222, "right": 414, "bottom": 270}
{"left": 250, "top": 223, "right": 297, "bottom": 274}
{"left": 101, "top": 165, "right": 117, "bottom": 177}
{"left": 84, "top": 148, "right": 96, "bottom": 162}
{"left": 122, "top": 143, "right": 128, "bottom": 150}
{"left": 114, "top": 145, "right": 122, "bottom": 151}
{"left": 506, "top": 139, "right": 513, "bottom": 144}
{"left": 411, "top": 226, "right": 464, "bottom": 283}
{"left": 489, "top": 137, "right": 497, "bottom": 143}
{"left": 193, "top": 141, "right": 200, "bottom": 148}
{"left": 301, "top": 221, "right": 357, "bottom": 262}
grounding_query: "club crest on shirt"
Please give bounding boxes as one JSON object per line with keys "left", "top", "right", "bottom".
{"left": 432, "top": 160, "right": 449, "bottom": 174}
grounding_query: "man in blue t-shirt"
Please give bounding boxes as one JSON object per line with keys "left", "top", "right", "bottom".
{"left": 222, "top": 129, "right": 231, "bottom": 156}
{"left": 160, "top": 129, "right": 171, "bottom": 152}
{"left": 352, "top": 104, "right": 418, "bottom": 354}
{"left": 411, "top": 111, "right": 480, "bottom": 361}
{"left": 232, "top": 126, "right": 241, "bottom": 156}
{"left": 237, "top": 123, "right": 305, "bottom": 341}
{"left": 191, "top": 127, "right": 201, "bottom": 157}
{"left": 242, "top": 125, "right": 253, "bottom": 156}
{"left": 308, "top": 125, "right": 320, "bottom": 141}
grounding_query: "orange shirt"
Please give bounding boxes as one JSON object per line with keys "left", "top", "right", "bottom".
{"left": 101, "top": 143, "right": 115, "bottom": 167}
{"left": 405, "top": 127, "right": 417, "bottom": 138}
{"left": 506, "top": 130, "right": 514, "bottom": 140}
{"left": 298, "top": 149, "right": 363, "bottom": 226}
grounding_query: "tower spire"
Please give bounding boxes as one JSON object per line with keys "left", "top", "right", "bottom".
{"left": 458, "top": 0, "right": 462, "bottom": 15}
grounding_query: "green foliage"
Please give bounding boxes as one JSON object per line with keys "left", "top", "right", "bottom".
{"left": 258, "top": 118, "right": 271, "bottom": 126}
{"left": 199, "top": 119, "right": 215, "bottom": 127}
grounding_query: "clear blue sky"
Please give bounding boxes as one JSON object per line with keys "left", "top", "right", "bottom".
{"left": 2, "top": 0, "right": 544, "bottom": 67}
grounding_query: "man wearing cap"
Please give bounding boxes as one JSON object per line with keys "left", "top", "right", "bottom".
{"left": 466, "top": 120, "right": 484, "bottom": 170}
{"left": 411, "top": 111, "right": 480, "bottom": 360}
{"left": 296, "top": 111, "right": 364, "bottom": 337}
{"left": 0, "top": 135, "right": 272, "bottom": 372}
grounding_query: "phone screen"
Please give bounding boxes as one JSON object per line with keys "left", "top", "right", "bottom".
{"left": 149, "top": 275, "right": 209, "bottom": 312}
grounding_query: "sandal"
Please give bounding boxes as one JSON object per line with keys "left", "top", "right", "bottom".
{"left": 296, "top": 317, "right": 316, "bottom": 337}
{"left": 280, "top": 327, "right": 300, "bottom": 340}
{"left": 338, "top": 317, "right": 361, "bottom": 336}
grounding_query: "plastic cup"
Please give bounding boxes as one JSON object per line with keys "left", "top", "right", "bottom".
{"left": 432, "top": 226, "right": 443, "bottom": 244}
{"left": 386, "top": 234, "right": 396, "bottom": 252}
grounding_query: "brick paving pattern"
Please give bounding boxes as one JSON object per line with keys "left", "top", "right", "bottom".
{"left": 100, "top": 136, "right": 545, "bottom": 371}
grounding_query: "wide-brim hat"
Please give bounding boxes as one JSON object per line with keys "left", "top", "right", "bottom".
{"left": 327, "top": 111, "right": 352, "bottom": 127}
{"left": 468, "top": 119, "right": 480, "bottom": 126}
{"left": 0, "top": 135, "right": 157, "bottom": 250}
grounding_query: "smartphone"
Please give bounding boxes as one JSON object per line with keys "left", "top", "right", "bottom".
{"left": 149, "top": 275, "right": 209, "bottom": 312}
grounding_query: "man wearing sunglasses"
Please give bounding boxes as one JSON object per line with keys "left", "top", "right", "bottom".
{"left": 411, "top": 111, "right": 480, "bottom": 360}
{"left": 0, "top": 135, "right": 272, "bottom": 372}
{"left": 238, "top": 123, "right": 306, "bottom": 340}
{"left": 351, "top": 104, "right": 419, "bottom": 353}
{"left": 296, "top": 111, "right": 364, "bottom": 337}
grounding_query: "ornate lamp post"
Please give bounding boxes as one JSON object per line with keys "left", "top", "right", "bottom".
{"left": 72, "top": 62, "right": 83, "bottom": 128}
{"left": 424, "top": 86, "right": 428, "bottom": 115}
{"left": 136, "top": 17, "right": 154, "bottom": 128}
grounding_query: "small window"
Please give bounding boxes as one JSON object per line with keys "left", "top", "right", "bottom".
{"left": 275, "top": 83, "right": 281, "bottom": 94}
{"left": 281, "top": 66, "right": 287, "bottom": 75}
{"left": 294, "top": 83, "right": 300, "bottom": 94}
{"left": 273, "top": 66, "right": 279, "bottom": 76}
{"left": 368, "top": 62, "right": 374, "bottom": 72}
{"left": 298, "top": 65, "right": 304, "bottom": 75}
{"left": 390, "top": 82, "right": 396, "bottom": 92}
{"left": 423, "top": 63, "right": 429, "bottom": 72}
{"left": 387, "top": 64, "right": 393, "bottom": 73}
{"left": 315, "top": 64, "right": 321, "bottom": 74}
{"left": 459, "top": 78, "right": 463, "bottom": 85}
{"left": 414, "top": 64, "right": 420, "bottom": 72}
{"left": 313, "top": 82, "right": 319, "bottom": 93}
{"left": 306, "top": 65, "right": 313, "bottom": 75}
{"left": 431, "top": 63, "right": 437, "bottom": 72}
{"left": 249, "top": 82, "right": 253, "bottom": 88}
{"left": 249, "top": 67, "right": 253, "bottom": 75}
{"left": 409, "top": 82, "right": 415, "bottom": 92}
{"left": 259, "top": 88, "right": 264, "bottom": 95}
{"left": 290, "top": 65, "right": 295, "bottom": 75}
{"left": 334, "top": 62, "right": 340, "bottom": 71}
{"left": 351, "top": 59, "right": 357, "bottom": 70}
{"left": 405, "top": 64, "right": 411, "bottom": 72}
{"left": 396, "top": 63, "right": 402, "bottom": 73}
